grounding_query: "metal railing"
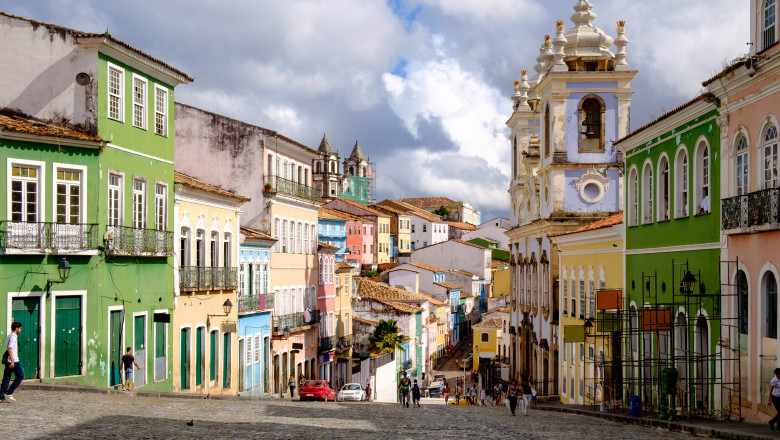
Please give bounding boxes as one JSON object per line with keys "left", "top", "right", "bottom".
{"left": 530, "top": 379, "right": 559, "bottom": 397}
{"left": 338, "top": 334, "right": 353, "bottom": 349}
{"left": 264, "top": 176, "right": 322, "bottom": 202}
{"left": 272, "top": 309, "right": 320, "bottom": 333}
{"left": 401, "top": 360, "right": 412, "bottom": 371}
{"left": 106, "top": 225, "right": 173, "bottom": 255}
{"left": 0, "top": 221, "right": 98, "bottom": 251}
{"left": 179, "top": 266, "right": 238, "bottom": 291}
{"left": 238, "top": 293, "right": 274, "bottom": 314}
{"left": 319, "top": 335, "right": 338, "bottom": 353}
{"left": 722, "top": 188, "right": 780, "bottom": 230}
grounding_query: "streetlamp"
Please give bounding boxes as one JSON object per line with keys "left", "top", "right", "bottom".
{"left": 46, "top": 258, "right": 71, "bottom": 297}
{"left": 681, "top": 271, "right": 696, "bottom": 295}
{"left": 207, "top": 299, "right": 234, "bottom": 326}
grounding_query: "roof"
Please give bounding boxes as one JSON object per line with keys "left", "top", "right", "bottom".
{"left": 369, "top": 203, "right": 409, "bottom": 216}
{"left": 317, "top": 242, "right": 339, "bottom": 251}
{"left": 376, "top": 263, "right": 399, "bottom": 272}
{"left": 240, "top": 227, "right": 275, "bottom": 241}
{"left": 474, "top": 316, "right": 503, "bottom": 329}
{"left": 357, "top": 278, "right": 422, "bottom": 302}
{"left": 349, "top": 140, "right": 366, "bottom": 160}
{"left": 318, "top": 207, "right": 363, "bottom": 222}
{"left": 459, "top": 292, "right": 472, "bottom": 299}
{"left": 447, "top": 221, "right": 477, "bottom": 231}
{"left": 337, "top": 262, "right": 356, "bottom": 270}
{"left": 548, "top": 213, "right": 623, "bottom": 238}
{"left": 400, "top": 197, "right": 460, "bottom": 209}
{"left": 415, "top": 292, "right": 446, "bottom": 306}
{"left": 613, "top": 95, "right": 711, "bottom": 146}
{"left": 404, "top": 261, "right": 447, "bottom": 273}
{"left": 274, "top": 133, "right": 318, "bottom": 156}
{"left": 174, "top": 171, "right": 251, "bottom": 202}
{"left": 0, "top": 110, "right": 105, "bottom": 144}
{"left": 375, "top": 199, "right": 444, "bottom": 223}
{"left": 352, "top": 317, "right": 379, "bottom": 326}
{"left": 491, "top": 260, "right": 509, "bottom": 269}
{"left": 702, "top": 59, "right": 745, "bottom": 86}
{"left": 434, "top": 282, "right": 461, "bottom": 290}
{"left": 483, "top": 308, "right": 509, "bottom": 316}
{"left": 331, "top": 198, "right": 388, "bottom": 217}
{"left": 414, "top": 239, "right": 489, "bottom": 253}
{"left": 369, "top": 297, "right": 424, "bottom": 314}
{"left": 0, "top": 12, "right": 193, "bottom": 82}
{"left": 448, "top": 269, "right": 476, "bottom": 278}
{"left": 318, "top": 133, "right": 334, "bottom": 154}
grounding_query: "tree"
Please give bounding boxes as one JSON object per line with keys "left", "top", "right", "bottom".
{"left": 433, "top": 205, "right": 451, "bottom": 218}
{"left": 369, "top": 319, "right": 405, "bottom": 355}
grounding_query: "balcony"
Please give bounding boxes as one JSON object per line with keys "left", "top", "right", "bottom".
{"left": 264, "top": 176, "right": 322, "bottom": 202}
{"left": 238, "top": 293, "right": 274, "bottom": 314}
{"left": 401, "top": 360, "right": 412, "bottom": 371}
{"left": 0, "top": 221, "right": 98, "bottom": 253}
{"left": 318, "top": 335, "right": 338, "bottom": 354}
{"left": 273, "top": 310, "right": 320, "bottom": 334}
{"left": 722, "top": 188, "right": 780, "bottom": 231}
{"left": 179, "top": 266, "right": 238, "bottom": 291}
{"left": 337, "top": 334, "right": 353, "bottom": 350}
{"left": 106, "top": 225, "right": 173, "bottom": 256}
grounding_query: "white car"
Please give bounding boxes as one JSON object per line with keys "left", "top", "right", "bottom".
{"left": 337, "top": 383, "right": 366, "bottom": 402}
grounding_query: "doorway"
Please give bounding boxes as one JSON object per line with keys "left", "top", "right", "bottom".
{"left": 109, "top": 309, "right": 124, "bottom": 387}
{"left": 11, "top": 297, "right": 40, "bottom": 379}
{"left": 133, "top": 314, "right": 146, "bottom": 387}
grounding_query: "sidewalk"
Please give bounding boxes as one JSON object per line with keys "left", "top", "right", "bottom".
{"left": 534, "top": 400, "right": 778, "bottom": 440}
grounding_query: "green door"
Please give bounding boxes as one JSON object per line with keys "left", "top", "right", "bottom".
{"left": 109, "top": 310, "right": 123, "bottom": 387}
{"left": 223, "top": 333, "right": 230, "bottom": 388}
{"left": 11, "top": 297, "right": 40, "bottom": 378}
{"left": 180, "top": 328, "right": 190, "bottom": 389}
{"left": 195, "top": 328, "right": 203, "bottom": 387}
{"left": 209, "top": 331, "right": 216, "bottom": 382}
{"left": 54, "top": 296, "right": 81, "bottom": 376}
{"left": 134, "top": 315, "right": 146, "bottom": 387}
{"left": 154, "top": 320, "right": 166, "bottom": 382}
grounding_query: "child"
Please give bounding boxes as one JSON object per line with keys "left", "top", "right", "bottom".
{"left": 411, "top": 379, "right": 421, "bottom": 407}
{"left": 121, "top": 347, "right": 140, "bottom": 391}
{"left": 480, "top": 386, "right": 487, "bottom": 406}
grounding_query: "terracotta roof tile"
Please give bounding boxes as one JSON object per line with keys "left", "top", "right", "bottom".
{"left": 416, "top": 292, "right": 446, "bottom": 306}
{"left": 434, "top": 282, "right": 461, "bottom": 290}
{"left": 240, "top": 227, "right": 275, "bottom": 241}
{"left": 613, "top": 95, "right": 711, "bottom": 145}
{"left": 459, "top": 292, "right": 472, "bottom": 299}
{"left": 404, "top": 261, "right": 447, "bottom": 273}
{"left": 352, "top": 317, "right": 379, "bottom": 326}
{"left": 399, "top": 197, "right": 460, "bottom": 209}
{"left": 474, "top": 316, "right": 503, "bottom": 329}
{"left": 317, "top": 241, "right": 339, "bottom": 251}
{"left": 337, "top": 262, "right": 356, "bottom": 270}
{"left": 548, "top": 213, "right": 623, "bottom": 238}
{"left": 0, "top": 111, "right": 105, "bottom": 144}
{"left": 332, "top": 198, "right": 388, "bottom": 217}
{"left": 319, "top": 207, "right": 364, "bottom": 222}
{"left": 375, "top": 199, "right": 444, "bottom": 223}
{"left": 174, "top": 171, "right": 251, "bottom": 201}
{"left": 447, "top": 221, "right": 477, "bottom": 231}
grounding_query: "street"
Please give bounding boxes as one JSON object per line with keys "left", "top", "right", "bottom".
{"left": 1, "top": 389, "right": 697, "bottom": 439}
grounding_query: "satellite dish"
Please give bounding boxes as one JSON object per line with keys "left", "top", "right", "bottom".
{"left": 75, "top": 72, "right": 92, "bottom": 86}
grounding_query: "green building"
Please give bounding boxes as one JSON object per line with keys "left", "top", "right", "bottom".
{"left": 614, "top": 95, "right": 725, "bottom": 416}
{"left": 0, "top": 13, "right": 191, "bottom": 390}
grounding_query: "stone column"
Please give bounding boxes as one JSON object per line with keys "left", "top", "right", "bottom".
{"left": 552, "top": 21, "right": 568, "bottom": 73}
{"left": 614, "top": 21, "right": 630, "bottom": 72}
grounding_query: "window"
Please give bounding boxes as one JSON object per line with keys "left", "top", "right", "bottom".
{"left": 658, "top": 156, "right": 670, "bottom": 221}
{"left": 695, "top": 142, "right": 710, "bottom": 214}
{"left": 763, "top": 124, "right": 779, "bottom": 189}
{"left": 223, "top": 234, "right": 232, "bottom": 267}
{"left": 154, "top": 85, "right": 168, "bottom": 136}
{"left": 423, "top": 224, "right": 427, "bottom": 233}
{"left": 766, "top": 272, "right": 778, "bottom": 339}
{"left": 562, "top": 274, "right": 568, "bottom": 315}
{"left": 481, "top": 332, "right": 489, "bottom": 342}
{"left": 132, "top": 178, "right": 146, "bottom": 229}
{"left": 578, "top": 96, "right": 605, "bottom": 153}
{"left": 579, "top": 279, "right": 585, "bottom": 319}
{"left": 154, "top": 183, "right": 166, "bottom": 231}
{"left": 132, "top": 75, "right": 147, "bottom": 129}
{"left": 108, "top": 64, "right": 124, "bottom": 121}
{"left": 55, "top": 169, "right": 81, "bottom": 224}
{"left": 570, "top": 279, "right": 576, "bottom": 315}
{"left": 289, "top": 221, "right": 295, "bottom": 254}
{"left": 108, "top": 173, "right": 123, "bottom": 226}
{"left": 737, "top": 270, "right": 748, "bottom": 335}
{"left": 588, "top": 279, "right": 595, "bottom": 319}
{"left": 210, "top": 232, "right": 218, "bottom": 267}
{"left": 310, "top": 225, "right": 316, "bottom": 254}
{"left": 273, "top": 218, "right": 280, "bottom": 252}
{"left": 675, "top": 149, "right": 689, "bottom": 218}
{"left": 297, "top": 221, "right": 302, "bottom": 254}
{"left": 282, "top": 220, "right": 288, "bottom": 252}
{"left": 195, "top": 230, "right": 205, "bottom": 267}
{"left": 180, "top": 228, "right": 190, "bottom": 267}
{"left": 764, "top": 0, "right": 777, "bottom": 51}
{"left": 736, "top": 134, "right": 749, "bottom": 196}
{"left": 10, "top": 164, "right": 40, "bottom": 222}
{"left": 411, "top": 224, "right": 415, "bottom": 233}
{"left": 627, "top": 167, "right": 638, "bottom": 226}
{"left": 642, "top": 162, "right": 653, "bottom": 224}
{"left": 239, "top": 263, "right": 246, "bottom": 295}
{"left": 303, "top": 224, "right": 309, "bottom": 255}
{"left": 543, "top": 103, "right": 551, "bottom": 157}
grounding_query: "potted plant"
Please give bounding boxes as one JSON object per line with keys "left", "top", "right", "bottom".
{"left": 264, "top": 182, "right": 273, "bottom": 192}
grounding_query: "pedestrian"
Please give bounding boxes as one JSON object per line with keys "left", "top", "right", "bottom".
{"left": 0, "top": 321, "right": 23, "bottom": 402}
{"left": 520, "top": 376, "right": 533, "bottom": 416}
{"left": 455, "top": 384, "right": 461, "bottom": 404}
{"left": 480, "top": 386, "right": 487, "bottom": 406}
{"left": 493, "top": 384, "right": 501, "bottom": 406}
{"left": 506, "top": 380, "right": 519, "bottom": 416}
{"left": 288, "top": 375, "right": 296, "bottom": 399}
{"left": 299, "top": 375, "right": 306, "bottom": 392}
{"left": 769, "top": 367, "right": 780, "bottom": 431}
{"left": 398, "top": 371, "right": 411, "bottom": 407}
{"left": 443, "top": 382, "right": 450, "bottom": 404}
{"left": 498, "top": 382, "right": 504, "bottom": 405}
{"left": 365, "top": 383, "right": 372, "bottom": 402}
{"left": 121, "top": 347, "right": 140, "bottom": 391}
{"left": 412, "top": 379, "right": 421, "bottom": 407}
{"left": 470, "top": 384, "right": 477, "bottom": 405}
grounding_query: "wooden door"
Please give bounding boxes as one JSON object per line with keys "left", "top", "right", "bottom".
{"left": 11, "top": 297, "right": 39, "bottom": 378}
{"left": 54, "top": 296, "right": 81, "bottom": 376}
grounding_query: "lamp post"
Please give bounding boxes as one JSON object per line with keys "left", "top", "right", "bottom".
{"left": 207, "top": 299, "right": 233, "bottom": 326}
{"left": 681, "top": 270, "right": 696, "bottom": 295}
{"left": 46, "top": 258, "right": 71, "bottom": 297}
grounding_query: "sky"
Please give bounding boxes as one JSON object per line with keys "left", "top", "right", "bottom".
{"left": 0, "top": 0, "right": 749, "bottom": 221}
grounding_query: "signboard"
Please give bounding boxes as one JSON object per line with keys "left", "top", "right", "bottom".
{"left": 642, "top": 309, "right": 672, "bottom": 331}
{"left": 292, "top": 342, "right": 304, "bottom": 350}
{"left": 597, "top": 312, "right": 622, "bottom": 332}
{"left": 563, "top": 326, "right": 586, "bottom": 343}
{"left": 221, "top": 322, "right": 237, "bottom": 333}
{"left": 597, "top": 290, "right": 622, "bottom": 310}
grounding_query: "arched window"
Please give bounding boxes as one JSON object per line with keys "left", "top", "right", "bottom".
{"left": 695, "top": 141, "right": 710, "bottom": 214}
{"left": 675, "top": 149, "right": 689, "bottom": 218}
{"left": 273, "top": 218, "right": 280, "bottom": 252}
{"left": 642, "top": 162, "right": 654, "bottom": 224}
{"left": 281, "top": 220, "right": 288, "bottom": 253}
{"left": 543, "top": 103, "right": 551, "bottom": 157}
{"left": 283, "top": 159, "right": 289, "bottom": 180}
{"left": 737, "top": 270, "right": 749, "bottom": 335}
{"left": 658, "top": 156, "right": 670, "bottom": 221}
{"left": 318, "top": 257, "right": 323, "bottom": 285}
{"left": 512, "top": 136, "right": 518, "bottom": 179}
{"left": 297, "top": 221, "right": 303, "bottom": 254}
{"left": 578, "top": 96, "right": 605, "bottom": 153}
{"left": 735, "top": 134, "right": 749, "bottom": 195}
{"left": 314, "top": 161, "right": 319, "bottom": 174}
{"left": 764, "top": 0, "right": 777, "bottom": 51}
{"left": 310, "top": 227, "right": 316, "bottom": 254}
{"left": 763, "top": 124, "right": 778, "bottom": 189}
{"left": 765, "top": 271, "right": 778, "bottom": 338}
{"left": 628, "top": 167, "right": 638, "bottom": 226}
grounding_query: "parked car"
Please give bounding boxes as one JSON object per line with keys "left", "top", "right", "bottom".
{"left": 299, "top": 380, "right": 337, "bottom": 402}
{"left": 433, "top": 373, "right": 446, "bottom": 382}
{"left": 427, "top": 380, "right": 444, "bottom": 398}
{"left": 337, "top": 383, "right": 366, "bottom": 402}
{"left": 457, "top": 355, "right": 473, "bottom": 369}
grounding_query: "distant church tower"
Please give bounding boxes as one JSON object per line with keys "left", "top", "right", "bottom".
{"left": 343, "top": 140, "right": 368, "bottom": 178}
{"left": 506, "top": 0, "right": 635, "bottom": 386}
{"left": 313, "top": 134, "right": 341, "bottom": 200}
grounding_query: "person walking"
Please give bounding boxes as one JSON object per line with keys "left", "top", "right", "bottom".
{"left": 299, "top": 375, "right": 306, "bottom": 393}
{"left": 121, "top": 347, "right": 141, "bottom": 391}
{"left": 443, "top": 382, "right": 450, "bottom": 404}
{"left": 480, "top": 386, "right": 487, "bottom": 406}
{"left": 365, "top": 383, "right": 372, "bottom": 402}
{"left": 469, "top": 384, "right": 477, "bottom": 405}
{"left": 520, "top": 376, "right": 533, "bottom": 416}
{"left": 0, "top": 322, "right": 23, "bottom": 403}
{"left": 769, "top": 368, "right": 780, "bottom": 431}
{"left": 506, "top": 380, "right": 519, "bottom": 416}
{"left": 398, "top": 371, "right": 411, "bottom": 407}
{"left": 411, "top": 379, "right": 421, "bottom": 407}
{"left": 288, "top": 375, "right": 296, "bottom": 400}
{"left": 455, "top": 384, "right": 462, "bottom": 404}
{"left": 493, "top": 384, "right": 501, "bottom": 406}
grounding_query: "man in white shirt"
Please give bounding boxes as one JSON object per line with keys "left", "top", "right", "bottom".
{"left": 769, "top": 367, "right": 780, "bottom": 431}
{"left": 0, "top": 321, "right": 24, "bottom": 402}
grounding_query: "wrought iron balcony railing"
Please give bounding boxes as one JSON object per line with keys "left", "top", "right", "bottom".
{"left": 722, "top": 188, "right": 780, "bottom": 230}
{"left": 238, "top": 293, "right": 274, "bottom": 314}
{"left": 264, "top": 176, "right": 322, "bottom": 202}
{"left": 337, "top": 334, "right": 353, "bottom": 349}
{"left": 272, "top": 309, "right": 320, "bottom": 333}
{"left": 0, "top": 221, "right": 98, "bottom": 252}
{"left": 106, "top": 225, "right": 173, "bottom": 256}
{"left": 318, "top": 335, "right": 338, "bottom": 353}
{"left": 179, "top": 266, "right": 238, "bottom": 291}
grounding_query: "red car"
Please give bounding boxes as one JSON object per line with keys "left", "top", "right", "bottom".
{"left": 299, "top": 380, "right": 337, "bottom": 402}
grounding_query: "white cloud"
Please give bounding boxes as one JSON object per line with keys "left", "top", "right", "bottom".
{"left": 413, "top": 0, "right": 545, "bottom": 23}
{"left": 263, "top": 105, "right": 303, "bottom": 132}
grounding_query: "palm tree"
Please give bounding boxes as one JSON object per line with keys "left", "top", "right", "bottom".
{"left": 369, "top": 319, "right": 405, "bottom": 355}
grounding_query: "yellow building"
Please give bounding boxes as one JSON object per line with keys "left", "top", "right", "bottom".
{"left": 372, "top": 204, "right": 412, "bottom": 260}
{"left": 472, "top": 316, "right": 503, "bottom": 371}
{"left": 492, "top": 267, "right": 510, "bottom": 299}
{"left": 549, "top": 213, "right": 623, "bottom": 406}
{"left": 173, "top": 172, "right": 249, "bottom": 395}
{"left": 435, "top": 303, "right": 449, "bottom": 360}
{"left": 333, "top": 262, "right": 355, "bottom": 389}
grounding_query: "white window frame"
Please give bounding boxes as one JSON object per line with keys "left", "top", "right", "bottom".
{"left": 132, "top": 74, "right": 148, "bottom": 130}
{"left": 154, "top": 182, "right": 167, "bottom": 231}
{"left": 132, "top": 177, "right": 147, "bottom": 229}
{"left": 735, "top": 133, "right": 750, "bottom": 196}
{"left": 107, "top": 62, "right": 125, "bottom": 122}
{"left": 763, "top": 124, "right": 779, "bottom": 189}
{"left": 657, "top": 154, "right": 670, "bottom": 221}
{"left": 53, "top": 163, "right": 87, "bottom": 224}
{"left": 154, "top": 85, "right": 168, "bottom": 137}
{"left": 764, "top": 0, "right": 777, "bottom": 51}
{"left": 695, "top": 140, "right": 711, "bottom": 214}
{"left": 108, "top": 171, "right": 124, "bottom": 226}
{"left": 642, "top": 161, "right": 653, "bottom": 224}
{"left": 627, "top": 166, "right": 638, "bottom": 226}
{"left": 675, "top": 148, "right": 689, "bottom": 218}
{"left": 7, "top": 158, "right": 45, "bottom": 223}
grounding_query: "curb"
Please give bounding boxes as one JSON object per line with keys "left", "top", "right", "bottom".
{"left": 21, "top": 382, "right": 267, "bottom": 402}
{"left": 534, "top": 404, "right": 776, "bottom": 440}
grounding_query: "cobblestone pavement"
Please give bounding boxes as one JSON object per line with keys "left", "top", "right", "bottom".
{"left": 2, "top": 390, "right": 697, "bottom": 440}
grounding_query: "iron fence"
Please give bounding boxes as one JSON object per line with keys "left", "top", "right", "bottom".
{"left": 0, "top": 221, "right": 98, "bottom": 251}
{"left": 106, "top": 225, "right": 173, "bottom": 255}
{"left": 179, "top": 266, "right": 238, "bottom": 291}
{"left": 529, "top": 379, "right": 559, "bottom": 396}
{"left": 272, "top": 309, "right": 320, "bottom": 333}
{"left": 264, "top": 176, "right": 322, "bottom": 202}
{"left": 238, "top": 293, "right": 273, "bottom": 313}
{"left": 722, "top": 188, "right": 780, "bottom": 229}
{"left": 318, "top": 335, "right": 338, "bottom": 353}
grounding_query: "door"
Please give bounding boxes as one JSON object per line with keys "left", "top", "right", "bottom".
{"left": 109, "top": 310, "right": 123, "bottom": 387}
{"left": 181, "top": 328, "right": 190, "bottom": 389}
{"left": 222, "top": 332, "right": 231, "bottom": 388}
{"left": 54, "top": 296, "right": 81, "bottom": 376}
{"left": 195, "top": 327, "right": 203, "bottom": 387}
{"left": 154, "top": 320, "right": 166, "bottom": 382}
{"left": 238, "top": 338, "right": 245, "bottom": 392}
{"left": 209, "top": 331, "right": 217, "bottom": 382}
{"left": 11, "top": 297, "right": 40, "bottom": 378}
{"left": 134, "top": 315, "right": 146, "bottom": 388}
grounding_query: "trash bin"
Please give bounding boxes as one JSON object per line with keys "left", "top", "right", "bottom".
{"left": 630, "top": 394, "right": 641, "bottom": 417}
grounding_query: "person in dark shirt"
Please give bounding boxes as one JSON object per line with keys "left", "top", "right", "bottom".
{"left": 121, "top": 347, "right": 140, "bottom": 391}
{"left": 411, "top": 379, "right": 421, "bottom": 407}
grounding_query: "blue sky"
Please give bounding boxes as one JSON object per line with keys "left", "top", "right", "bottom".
{"left": 0, "top": 0, "right": 749, "bottom": 221}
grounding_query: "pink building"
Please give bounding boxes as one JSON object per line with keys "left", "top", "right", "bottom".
{"left": 317, "top": 243, "right": 338, "bottom": 382}
{"left": 707, "top": 1, "right": 780, "bottom": 423}
{"left": 361, "top": 220, "right": 375, "bottom": 265}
